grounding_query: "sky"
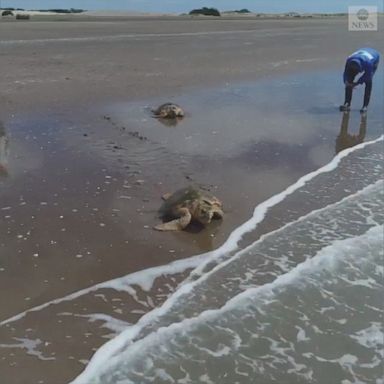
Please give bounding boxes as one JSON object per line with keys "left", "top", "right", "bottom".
{"left": 1, "top": 0, "right": 383, "bottom": 14}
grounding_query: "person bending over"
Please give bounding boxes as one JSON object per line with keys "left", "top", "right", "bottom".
{"left": 340, "top": 47, "right": 380, "bottom": 114}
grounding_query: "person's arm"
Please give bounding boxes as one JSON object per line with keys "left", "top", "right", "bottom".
{"left": 343, "top": 63, "right": 349, "bottom": 85}
{"left": 357, "top": 62, "right": 373, "bottom": 85}
{"left": 363, "top": 81, "right": 372, "bottom": 107}
{"left": 344, "top": 64, "right": 357, "bottom": 87}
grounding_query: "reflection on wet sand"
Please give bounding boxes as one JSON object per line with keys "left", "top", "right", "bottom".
{"left": 0, "top": 122, "right": 9, "bottom": 177}
{"left": 335, "top": 112, "right": 367, "bottom": 154}
{"left": 156, "top": 117, "right": 183, "bottom": 127}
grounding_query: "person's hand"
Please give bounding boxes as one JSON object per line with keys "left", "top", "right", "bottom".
{"left": 345, "top": 81, "right": 354, "bottom": 87}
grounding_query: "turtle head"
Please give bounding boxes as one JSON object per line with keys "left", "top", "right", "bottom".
{"left": 195, "top": 203, "right": 214, "bottom": 225}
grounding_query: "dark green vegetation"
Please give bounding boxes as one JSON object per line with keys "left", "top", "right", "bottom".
{"left": 189, "top": 7, "right": 221, "bottom": 16}
{"left": 35, "top": 8, "right": 85, "bottom": 13}
{"left": 0, "top": 7, "right": 84, "bottom": 13}
{"left": 0, "top": 7, "right": 25, "bottom": 10}
{"left": 233, "top": 9, "right": 251, "bottom": 13}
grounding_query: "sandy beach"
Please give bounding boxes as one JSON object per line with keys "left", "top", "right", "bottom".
{"left": 0, "top": 15, "right": 383, "bottom": 384}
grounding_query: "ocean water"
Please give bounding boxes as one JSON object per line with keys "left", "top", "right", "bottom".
{"left": 81, "top": 226, "right": 384, "bottom": 384}
{"left": 71, "top": 137, "right": 384, "bottom": 384}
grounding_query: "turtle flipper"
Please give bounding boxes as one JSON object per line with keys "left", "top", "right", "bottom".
{"left": 161, "top": 192, "right": 172, "bottom": 201}
{"left": 154, "top": 219, "right": 185, "bottom": 231}
{"left": 154, "top": 208, "right": 191, "bottom": 231}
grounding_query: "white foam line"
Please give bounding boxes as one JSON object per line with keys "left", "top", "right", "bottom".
{"left": 73, "top": 182, "right": 383, "bottom": 380}
{"left": 0, "top": 253, "right": 209, "bottom": 327}
{"left": 73, "top": 225, "right": 383, "bottom": 383}
{"left": 71, "top": 135, "right": 383, "bottom": 383}
{"left": 2, "top": 177, "right": 380, "bottom": 330}
{"left": 1, "top": 136, "right": 382, "bottom": 327}
{"left": 1, "top": 179, "right": 380, "bottom": 331}
{"left": 191, "top": 134, "right": 384, "bottom": 276}
{"left": 186, "top": 179, "right": 383, "bottom": 284}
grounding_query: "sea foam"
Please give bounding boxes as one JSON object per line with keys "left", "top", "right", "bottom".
{"left": 70, "top": 135, "right": 383, "bottom": 383}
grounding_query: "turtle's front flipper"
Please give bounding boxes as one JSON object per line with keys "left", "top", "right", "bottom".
{"left": 154, "top": 208, "right": 191, "bottom": 231}
{"left": 154, "top": 220, "right": 184, "bottom": 231}
{"left": 161, "top": 192, "right": 172, "bottom": 201}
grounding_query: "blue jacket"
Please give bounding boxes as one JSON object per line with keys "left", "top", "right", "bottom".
{"left": 343, "top": 48, "right": 380, "bottom": 85}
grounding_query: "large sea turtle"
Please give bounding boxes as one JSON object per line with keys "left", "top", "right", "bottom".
{"left": 154, "top": 186, "right": 224, "bottom": 231}
{"left": 152, "top": 103, "right": 185, "bottom": 119}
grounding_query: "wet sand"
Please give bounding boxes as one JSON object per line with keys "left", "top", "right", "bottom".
{"left": 0, "top": 16, "right": 383, "bottom": 384}
{"left": 0, "top": 15, "right": 382, "bottom": 115}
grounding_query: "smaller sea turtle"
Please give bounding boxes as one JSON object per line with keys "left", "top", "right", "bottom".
{"left": 154, "top": 186, "right": 224, "bottom": 231}
{"left": 152, "top": 103, "right": 185, "bottom": 119}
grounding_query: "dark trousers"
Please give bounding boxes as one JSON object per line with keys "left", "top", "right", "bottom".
{"left": 344, "top": 81, "right": 372, "bottom": 107}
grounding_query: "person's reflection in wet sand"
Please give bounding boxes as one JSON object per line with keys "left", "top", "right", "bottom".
{"left": 335, "top": 112, "right": 367, "bottom": 154}
{"left": 0, "top": 122, "right": 9, "bottom": 177}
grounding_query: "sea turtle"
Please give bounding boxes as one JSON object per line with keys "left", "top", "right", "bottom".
{"left": 152, "top": 103, "right": 185, "bottom": 119}
{"left": 154, "top": 186, "right": 224, "bottom": 231}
